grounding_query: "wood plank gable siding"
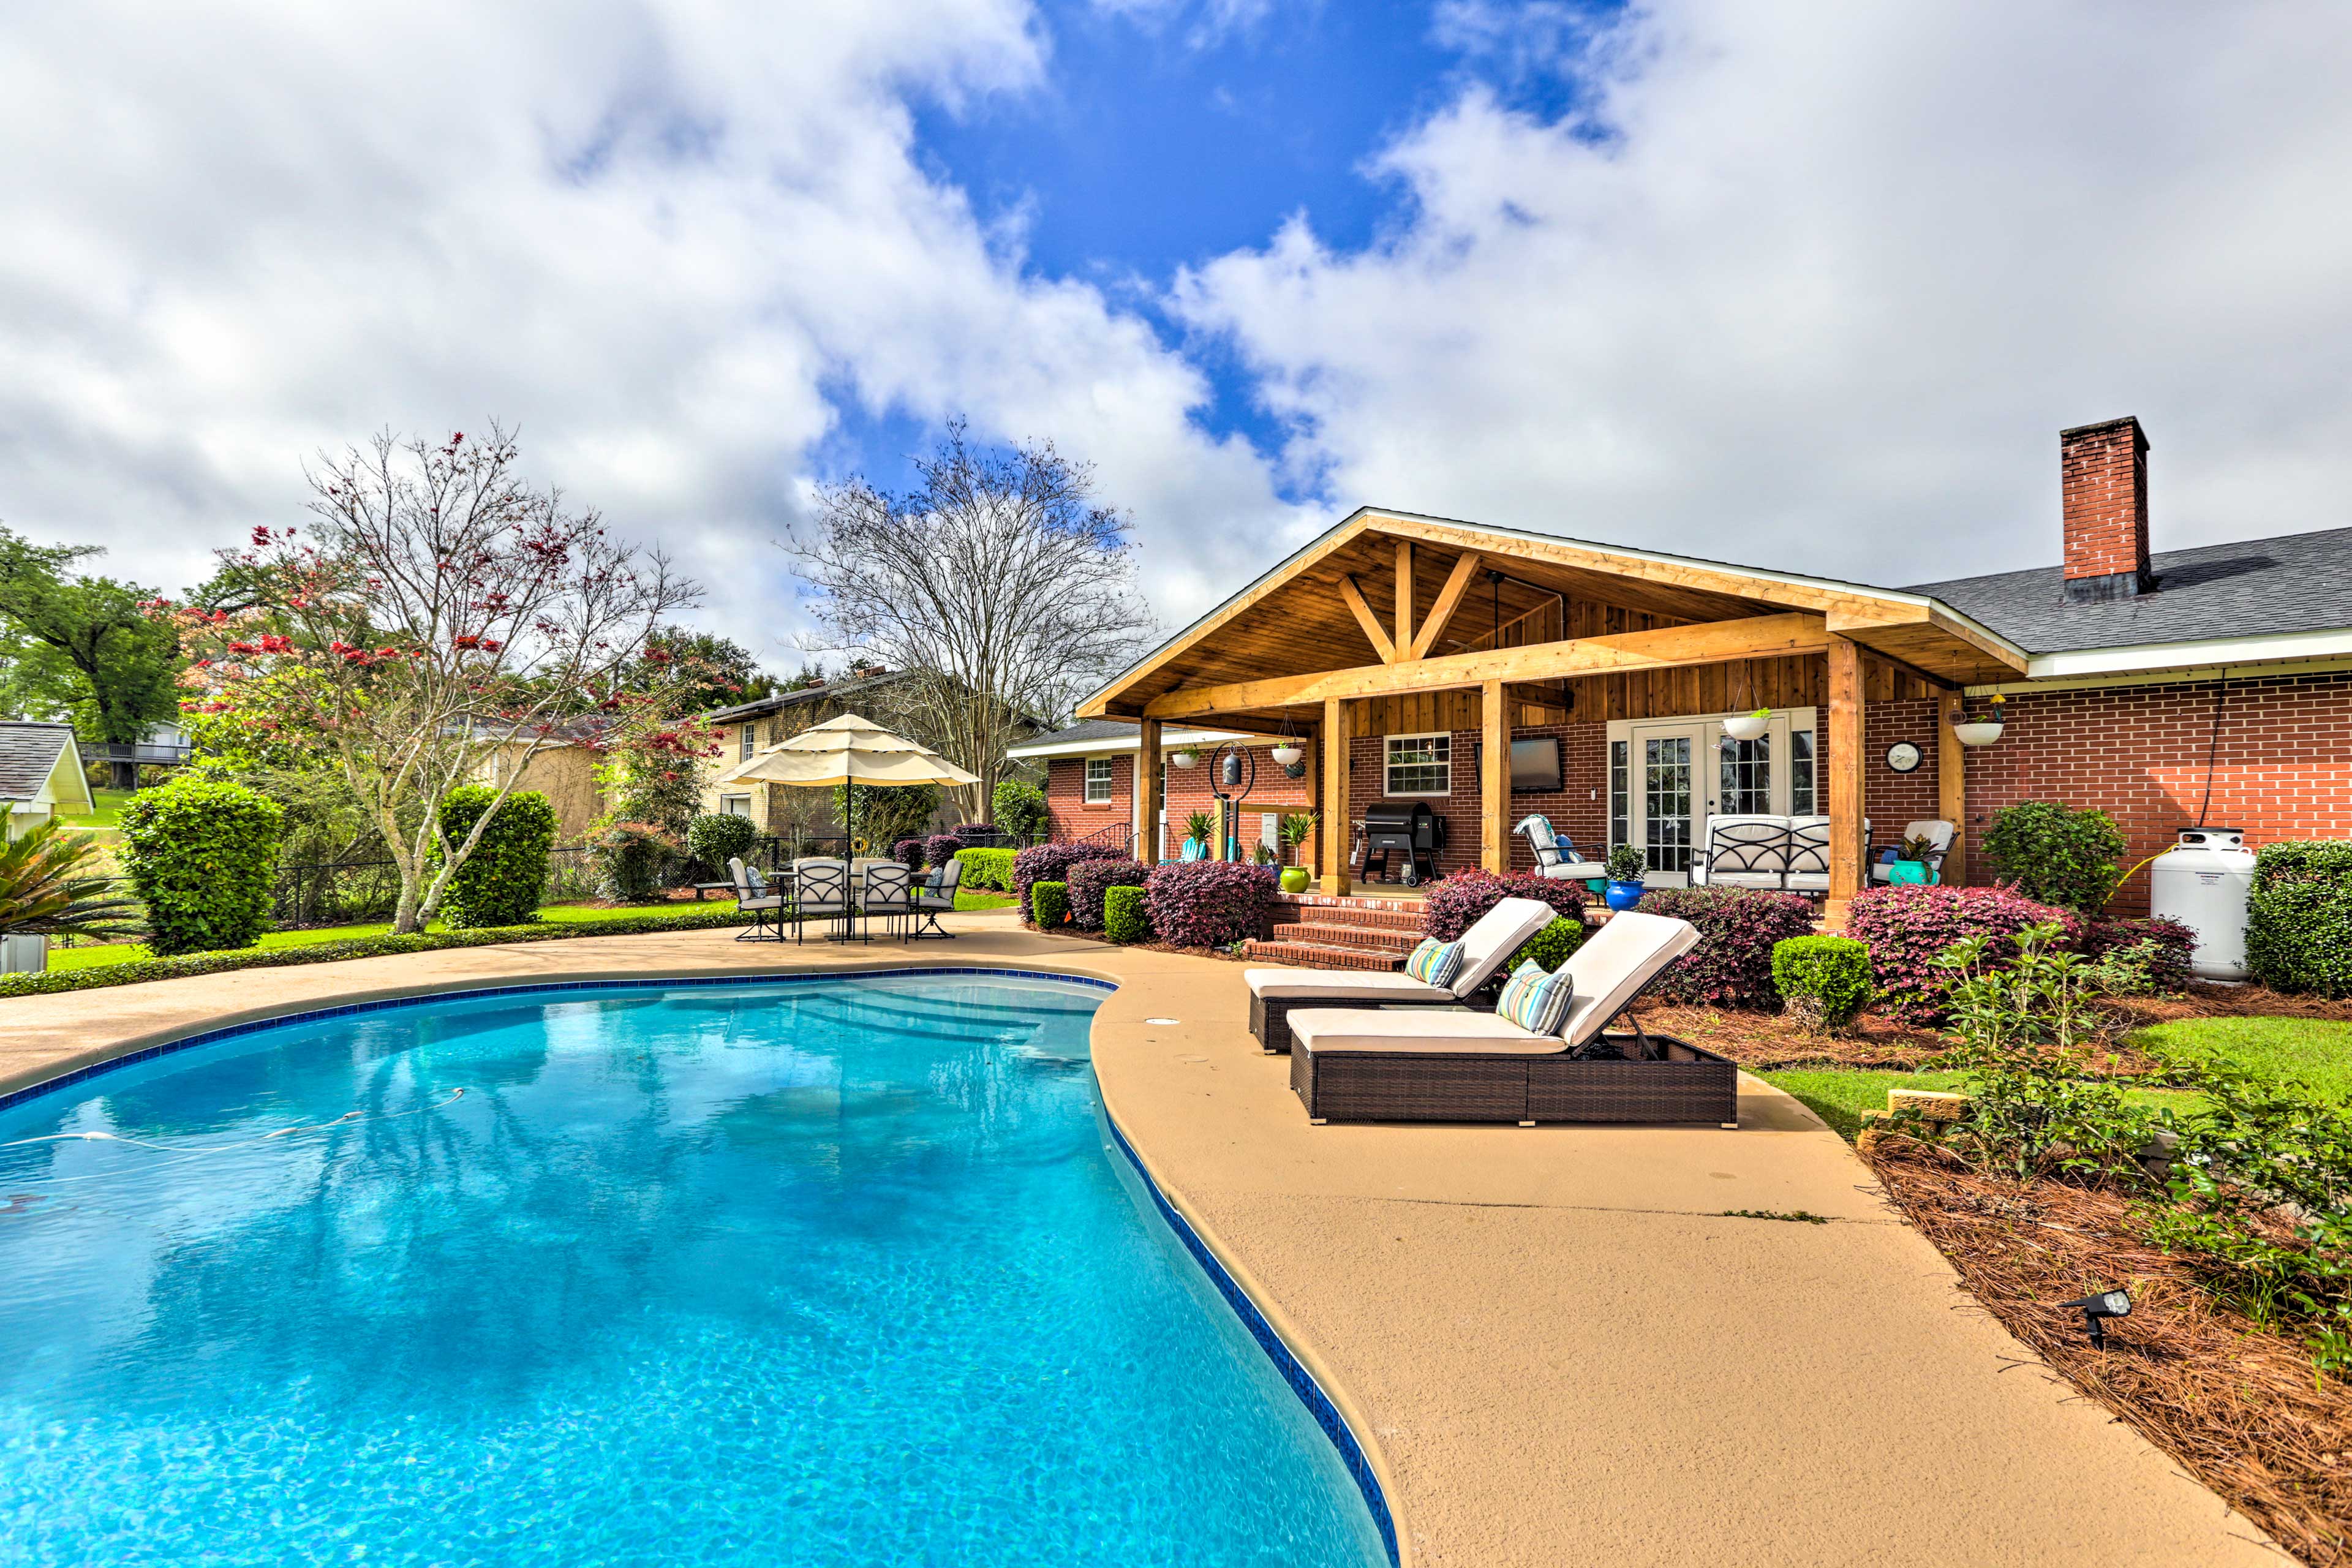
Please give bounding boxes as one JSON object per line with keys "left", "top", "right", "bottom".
{"left": 1352, "top": 648, "right": 1935, "bottom": 734}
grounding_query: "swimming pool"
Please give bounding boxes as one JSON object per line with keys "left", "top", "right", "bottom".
{"left": 0, "top": 973, "right": 1391, "bottom": 1567}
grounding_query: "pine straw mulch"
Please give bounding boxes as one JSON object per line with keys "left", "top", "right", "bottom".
{"left": 1632, "top": 982, "right": 2351, "bottom": 1072}
{"left": 1868, "top": 1142, "right": 2352, "bottom": 1566}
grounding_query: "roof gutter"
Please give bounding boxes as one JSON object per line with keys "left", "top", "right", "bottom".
{"left": 2012, "top": 624, "right": 2352, "bottom": 684}
{"left": 1007, "top": 726, "right": 1259, "bottom": 761}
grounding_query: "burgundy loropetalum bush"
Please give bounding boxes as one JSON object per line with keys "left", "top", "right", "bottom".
{"left": 1633, "top": 886, "right": 1814, "bottom": 1009}
{"left": 925, "top": 832, "right": 967, "bottom": 870}
{"left": 1066, "top": 858, "right": 1149, "bottom": 930}
{"left": 1844, "top": 884, "right": 2082, "bottom": 1023}
{"left": 1014, "top": 843, "right": 1098, "bottom": 923}
{"left": 893, "top": 836, "right": 927, "bottom": 870}
{"left": 2078, "top": 914, "right": 2197, "bottom": 994}
{"left": 1418, "top": 870, "right": 1588, "bottom": 942}
{"left": 1144, "top": 861, "right": 1278, "bottom": 949}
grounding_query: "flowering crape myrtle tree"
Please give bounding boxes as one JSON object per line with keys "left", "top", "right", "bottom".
{"left": 786, "top": 423, "right": 1155, "bottom": 821}
{"left": 165, "top": 425, "right": 699, "bottom": 934}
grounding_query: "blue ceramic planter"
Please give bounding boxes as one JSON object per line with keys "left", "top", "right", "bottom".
{"left": 1604, "top": 879, "right": 1646, "bottom": 912}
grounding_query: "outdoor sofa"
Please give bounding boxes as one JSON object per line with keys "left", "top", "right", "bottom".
{"left": 1285, "top": 910, "right": 1736, "bottom": 1126}
{"left": 1244, "top": 896, "right": 1559, "bottom": 1055}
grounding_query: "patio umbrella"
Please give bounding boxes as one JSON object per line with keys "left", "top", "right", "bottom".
{"left": 712, "top": 713, "right": 979, "bottom": 849}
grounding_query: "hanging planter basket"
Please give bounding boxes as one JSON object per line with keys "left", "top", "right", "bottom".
{"left": 1951, "top": 721, "right": 2005, "bottom": 747}
{"left": 1722, "top": 712, "right": 1770, "bottom": 742}
{"left": 1169, "top": 749, "right": 1199, "bottom": 769}
{"left": 1269, "top": 744, "right": 1303, "bottom": 768}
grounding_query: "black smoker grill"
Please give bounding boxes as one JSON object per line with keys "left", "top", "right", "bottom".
{"left": 1361, "top": 800, "right": 1447, "bottom": 886}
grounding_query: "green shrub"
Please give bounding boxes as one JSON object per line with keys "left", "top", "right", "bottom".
{"left": 1604, "top": 844, "right": 1646, "bottom": 883}
{"left": 2247, "top": 840, "right": 2352, "bottom": 998}
{"left": 686, "top": 811, "right": 759, "bottom": 872}
{"left": 1103, "top": 884, "right": 1151, "bottom": 943}
{"left": 118, "top": 777, "right": 286, "bottom": 956}
{"left": 1771, "top": 935, "right": 1874, "bottom": 1032}
{"left": 433, "top": 788, "right": 557, "bottom": 929}
{"left": 1030, "top": 879, "right": 1069, "bottom": 928}
{"left": 1979, "top": 800, "right": 2126, "bottom": 913}
{"left": 0, "top": 908, "right": 761, "bottom": 1000}
{"left": 993, "top": 778, "right": 1049, "bottom": 842}
{"left": 955, "top": 846, "right": 1018, "bottom": 892}
{"left": 1510, "top": 916, "right": 1587, "bottom": 973}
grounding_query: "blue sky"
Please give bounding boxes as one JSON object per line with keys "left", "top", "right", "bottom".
{"left": 4, "top": 0, "right": 2349, "bottom": 654}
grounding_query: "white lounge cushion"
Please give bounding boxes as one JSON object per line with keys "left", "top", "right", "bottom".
{"left": 1449, "top": 897, "right": 1561, "bottom": 993}
{"left": 1246, "top": 968, "right": 1457, "bottom": 1002}
{"left": 1555, "top": 910, "right": 1702, "bottom": 1047}
{"left": 1287, "top": 1008, "right": 1564, "bottom": 1055}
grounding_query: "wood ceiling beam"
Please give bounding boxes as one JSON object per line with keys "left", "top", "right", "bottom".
{"left": 1338, "top": 575, "right": 1397, "bottom": 663}
{"left": 1408, "top": 552, "right": 1484, "bottom": 660}
{"left": 1393, "top": 539, "right": 1415, "bottom": 654}
{"left": 1142, "top": 612, "right": 1830, "bottom": 720}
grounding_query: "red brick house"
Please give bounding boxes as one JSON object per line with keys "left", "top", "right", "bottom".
{"left": 1023, "top": 416, "right": 2350, "bottom": 918}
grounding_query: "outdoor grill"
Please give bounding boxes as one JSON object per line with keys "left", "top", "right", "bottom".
{"left": 1361, "top": 799, "right": 1447, "bottom": 886}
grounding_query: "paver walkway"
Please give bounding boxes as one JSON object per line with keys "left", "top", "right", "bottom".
{"left": 0, "top": 918, "right": 2282, "bottom": 1567}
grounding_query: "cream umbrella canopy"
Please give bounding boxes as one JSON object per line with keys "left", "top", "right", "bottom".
{"left": 711, "top": 713, "right": 979, "bottom": 849}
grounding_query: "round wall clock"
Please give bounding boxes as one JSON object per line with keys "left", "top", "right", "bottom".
{"left": 1884, "top": 742, "right": 1923, "bottom": 774}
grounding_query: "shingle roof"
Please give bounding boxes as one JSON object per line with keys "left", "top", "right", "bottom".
{"left": 1013, "top": 718, "right": 1143, "bottom": 752}
{"left": 0, "top": 722, "right": 76, "bottom": 801}
{"left": 706, "top": 668, "right": 913, "bottom": 724}
{"left": 1902, "top": 526, "right": 2352, "bottom": 655}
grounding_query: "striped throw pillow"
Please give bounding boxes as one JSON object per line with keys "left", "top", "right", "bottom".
{"left": 1494, "top": 959, "right": 1575, "bottom": 1036}
{"left": 1403, "top": 937, "right": 1465, "bottom": 989}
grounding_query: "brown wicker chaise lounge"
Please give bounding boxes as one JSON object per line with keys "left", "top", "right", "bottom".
{"left": 1286, "top": 911, "right": 1737, "bottom": 1126}
{"left": 1245, "top": 896, "right": 1559, "bottom": 1055}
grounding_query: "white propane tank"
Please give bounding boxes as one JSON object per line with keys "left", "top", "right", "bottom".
{"left": 2150, "top": 827, "right": 2258, "bottom": 982}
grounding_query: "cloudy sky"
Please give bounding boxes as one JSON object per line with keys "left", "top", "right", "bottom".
{"left": 3, "top": 0, "right": 2348, "bottom": 666}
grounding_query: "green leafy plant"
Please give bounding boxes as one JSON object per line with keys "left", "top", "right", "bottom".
{"left": 1604, "top": 844, "right": 1646, "bottom": 883}
{"left": 1898, "top": 832, "right": 1939, "bottom": 864}
{"left": 0, "top": 816, "right": 143, "bottom": 942}
{"left": 687, "top": 811, "right": 760, "bottom": 873}
{"left": 1279, "top": 812, "right": 1318, "bottom": 864}
{"left": 1771, "top": 935, "right": 1874, "bottom": 1033}
{"left": 1184, "top": 809, "right": 1214, "bottom": 847}
{"left": 118, "top": 777, "right": 286, "bottom": 956}
{"left": 992, "top": 778, "right": 1049, "bottom": 843}
{"left": 1978, "top": 800, "right": 2126, "bottom": 913}
{"left": 1029, "top": 879, "right": 1069, "bottom": 929}
{"left": 1510, "top": 916, "right": 1587, "bottom": 973}
{"left": 1103, "top": 883, "right": 1150, "bottom": 943}
{"left": 2246, "top": 840, "right": 2352, "bottom": 997}
{"left": 432, "top": 787, "right": 557, "bottom": 929}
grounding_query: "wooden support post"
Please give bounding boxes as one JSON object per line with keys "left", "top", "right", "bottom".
{"left": 1937, "top": 696, "right": 1966, "bottom": 886}
{"left": 1394, "top": 539, "right": 1415, "bottom": 654}
{"left": 1481, "top": 679, "right": 1508, "bottom": 873}
{"left": 1825, "top": 635, "right": 1866, "bottom": 926}
{"left": 1135, "top": 717, "right": 1163, "bottom": 864}
{"left": 1321, "top": 697, "right": 1351, "bottom": 894}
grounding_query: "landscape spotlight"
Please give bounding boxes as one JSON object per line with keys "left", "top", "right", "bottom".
{"left": 2057, "top": 1287, "right": 2132, "bottom": 1349}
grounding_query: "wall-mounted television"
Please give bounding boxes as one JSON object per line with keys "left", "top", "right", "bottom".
{"left": 1475, "top": 737, "right": 1565, "bottom": 793}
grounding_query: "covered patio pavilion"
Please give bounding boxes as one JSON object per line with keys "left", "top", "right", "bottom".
{"left": 1079, "top": 508, "right": 2029, "bottom": 922}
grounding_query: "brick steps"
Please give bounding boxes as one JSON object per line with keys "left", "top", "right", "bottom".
{"left": 1243, "top": 891, "right": 1429, "bottom": 970}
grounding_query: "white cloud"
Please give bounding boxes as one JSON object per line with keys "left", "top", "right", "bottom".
{"left": 0, "top": 0, "right": 1314, "bottom": 659}
{"left": 1177, "top": 0, "right": 2352, "bottom": 588}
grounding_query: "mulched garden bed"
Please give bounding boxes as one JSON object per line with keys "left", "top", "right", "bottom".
{"left": 1867, "top": 1142, "right": 2351, "bottom": 1566}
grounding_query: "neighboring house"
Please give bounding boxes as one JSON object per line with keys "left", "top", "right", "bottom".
{"left": 476, "top": 725, "right": 609, "bottom": 847}
{"left": 703, "top": 668, "right": 1047, "bottom": 834}
{"left": 1062, "top": 415, "right": 2352, "bottom": 917}
{"left": 0, "top": 722, "right": 96, "bottom": 837}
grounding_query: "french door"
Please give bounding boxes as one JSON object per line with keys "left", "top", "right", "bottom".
{"left": 1623, "top": 710, "right": 1815, "bottom": 888}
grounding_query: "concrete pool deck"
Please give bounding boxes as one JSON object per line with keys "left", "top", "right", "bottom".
{"left": 1, "top": 916, "right": 2281, "bottom": 1567}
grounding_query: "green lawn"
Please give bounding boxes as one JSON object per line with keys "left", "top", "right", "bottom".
{"left": 51, "top": 886, "right": 1019, "bottom": 972}
{"left": 1761, "top": 1016, "right": 2352, "bottom": 1140}
{"left": 59, "top": 788, "right": 134, "bottom": 829}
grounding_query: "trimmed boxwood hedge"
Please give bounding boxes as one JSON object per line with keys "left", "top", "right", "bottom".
{"left": 954, "top": 846, "right": 1017, "bottom": 893}
{"left": 1771, "top": 934, "right": 1874, "bottom": 1030}
{"left": 435, "top": 787, "right": 558, "bottom": 929}
{"left": 2247, "top": 840, "right": 2352, "bottom": 997}
{"left": 687, "top": 812, "right": 760, "bottom": 873}
{"left": 1030, "top": 880, "right": 1070, "bottom": 929}
{"left": 1102, "top": 884, "right": 1150, "bottom": 944}
{"left": 0, "top": 909, "right": 761, "bottom": 1000}
{"left": 1512, "top": 916, "right": 1587, "bottom": 973}
{"left": 118, "top": 777, "right": 286, "bottom": 956}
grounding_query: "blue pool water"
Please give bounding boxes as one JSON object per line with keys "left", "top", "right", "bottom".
{"left": 0, "top": 975, "right": 1389, "bottom": 1567}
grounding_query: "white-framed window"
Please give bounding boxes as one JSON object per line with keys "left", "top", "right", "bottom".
{"left": 1384, "top": 733, "right": 1451, "bottom": 796}
{"left": 1084, "top": 757, "right": 1115, "bottom": 804}
{"left": 739, "top": 725, "right": 755, "bottom": 761}
{"left": 719, "top": 793, "right": 752, "bottom": 818}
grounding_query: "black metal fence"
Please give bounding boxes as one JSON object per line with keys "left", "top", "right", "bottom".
{"left": 270, "top": 847, "right": 597, "bottom": 929}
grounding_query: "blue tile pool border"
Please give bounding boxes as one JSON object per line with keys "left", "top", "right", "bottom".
{"left": 0, "top": 963, "right": 1403, "bottom": 1566}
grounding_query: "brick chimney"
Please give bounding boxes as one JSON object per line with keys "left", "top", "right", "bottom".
{"left": 2060, "top": 416, "right": 2151, "bottom": 602}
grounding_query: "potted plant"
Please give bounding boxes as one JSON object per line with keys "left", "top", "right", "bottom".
{"left": 1277, "top": 812, "right": 1317, "bottom": 893}
{"left": 1183, "top": 809, "right": 1214, "bottom": 858}
{"left": 1169, "top": 747, "right": 1200, "bottom": 770}
{"left": 1722, "top": 707, "right": 1770, "bottom": 742}
{"left": 1950, "top": 692, "right": 2005, "bottom": 747}
{"left": 1603, "top": 843, "right": 1648, "bottom": 913}
{"left": 1886, "top": 831, "right": 1940, "bottom": 886}
{"left": 0, "top": 817, "right": 144, "bottom": 973}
